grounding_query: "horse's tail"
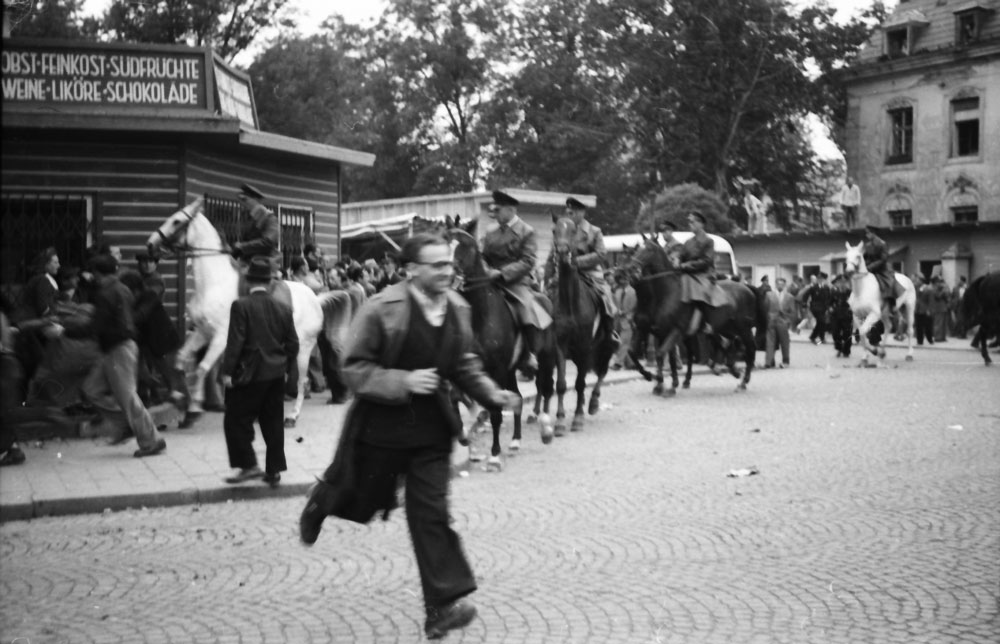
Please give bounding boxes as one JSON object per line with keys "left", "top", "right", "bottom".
{"left": 319, "top": 290, "right": 353, "bottom": 354}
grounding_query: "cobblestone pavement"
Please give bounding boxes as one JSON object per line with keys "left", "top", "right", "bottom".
{"left": 1, "top": 343, "right": 998, "bottom": 643}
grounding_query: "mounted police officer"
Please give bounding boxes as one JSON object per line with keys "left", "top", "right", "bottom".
{"left": 481, "top": 190, "right": 553, "bottom": 375}
{"left": 678, "top": 211, "right": 728, "bottom": 335}
{"left": 231, "top": 184, "right": 280, "bottom": 281}
{"left": 561, "top": 196, "right": 620, "bottom": 347}
{"left": 862, "top": 224, "right": 905, "bottom": 309}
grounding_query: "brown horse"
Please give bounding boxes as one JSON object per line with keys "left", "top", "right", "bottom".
{"left": 963, "top": 272, "right": 1000, "bottom": 366}
{"left": 549, "top": 215, "right": 616, "bottom": 432}
{"left": 628, "top": 235, "right": 762, "bottom": 393}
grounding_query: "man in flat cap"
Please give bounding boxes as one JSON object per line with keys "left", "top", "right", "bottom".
{"left": 557, "top": 196, "right": 619, "bottom": 347}
{"left": 481, "top": 190, "right": 552, "bottom": 374}
{"left": 233, "top": 184, "right": 280, "bottom": 280}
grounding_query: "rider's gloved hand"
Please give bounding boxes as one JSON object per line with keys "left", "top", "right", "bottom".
{"left": 487, "top": 268, "right": 503, "bottom": 282}
{"left": 231, "top": 243, "right": 243, "bottom": 259}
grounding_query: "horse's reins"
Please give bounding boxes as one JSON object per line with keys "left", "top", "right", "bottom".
{"left": 155, "top": 202, "right": 235, "bottom": 258}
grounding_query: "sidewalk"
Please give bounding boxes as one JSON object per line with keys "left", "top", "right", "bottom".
{"left": 0, "top": 367, "right": 644, "bottom": 523}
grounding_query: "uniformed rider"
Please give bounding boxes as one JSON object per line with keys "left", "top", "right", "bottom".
{"left": 678, "top": 211, "right": 728, "bottom": 335}
{"left": 656, "top": 218, "right": 683, "bottom": 268}
{"left": 862, "top": 224, "right": 905, "bottom": 309}
{"left": 232, "top": 183, "right": 280, "bottom": 276}
{"left": 481, "top": 190, "right": 553, "bottom": 375}
{"left": 561, "top": 196, "right": 620, "bottom": 347}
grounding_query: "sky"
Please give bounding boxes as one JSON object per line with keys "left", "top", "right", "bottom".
{"left": 80, "top": 0, "right": 899, "bottom": 160}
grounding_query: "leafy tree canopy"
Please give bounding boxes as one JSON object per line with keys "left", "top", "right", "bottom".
{"left": 636, "top": 183, "right": 731, "bottom": 235}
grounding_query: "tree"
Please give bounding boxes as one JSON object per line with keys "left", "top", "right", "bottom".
{"left": 635, "top": 183, "right": 731, "bottom": 235}
{"left": 376, "top": 0, "right": 511, "bottom": 192}
{"left": 599, "top": 0, "right": 883, "bottom": 222}
{"left": 7, "top": 0, "right": 99, "bottom": 39}
{"left": 99, "top": 0, "right": 290, "bottom": 61}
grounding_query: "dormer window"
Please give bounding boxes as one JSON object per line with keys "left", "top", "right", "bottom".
{"left": 886, "top": 28, "right": 910, "bottom": 57}
{"left": 957, "top": 12, "right": 981, "bottom": 44}
{"left": 882, "top": 9, "right": 929, "bottom": 58}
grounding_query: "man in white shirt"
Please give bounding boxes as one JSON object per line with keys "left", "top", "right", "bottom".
{"left": 839, "top": 177, "right": 861, "bottom": 229}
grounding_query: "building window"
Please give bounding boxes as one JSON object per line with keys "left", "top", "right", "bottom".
{"left": 203, "top": 194, "right": 244, "bottom": 246}
{"left": 888, "top": 107, "right": 913, "bottom": 164}
{"left": 952, "top": 206, "right": 978, "bottom": 223}
{"left": 888, "top": 209, "right": 912, "bottom": 227}
{"left": 956, "top": 10, "right": 982, "bottom": 45}
{"left": 277, "top": 205, "right": 315, "bottom": 271}
{"left": 1, "top": 193, "right": 92, "bottom": 309}
{"left": 886, "top": 28, "right": 910, "bottom": 57}
{"left": 951, "top": 97, "right": 980, "bottom": 157}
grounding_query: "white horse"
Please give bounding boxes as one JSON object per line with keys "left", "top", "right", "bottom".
{"left": 843, "top": 241, "right": 916, "bottom": 366}
{"left": 147, "top": 197, "right": 351, "bottom": 427}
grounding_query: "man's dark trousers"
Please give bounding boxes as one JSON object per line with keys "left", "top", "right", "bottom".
{"left": 328, "top": 443, "right": 476, "bottom": 608}
{"left": 808, "top": 306, "right": 828, "bottom": 343}
{"left": 224, "top": 377, "right": 286, "bottom": 474}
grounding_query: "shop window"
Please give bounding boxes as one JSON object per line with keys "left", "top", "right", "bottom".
{"left": 278, "top": 204, "right": 315, "bottom": 271}
{"left": 888, "top": 209, "right": 912, "bottom": 227}
{"left": 956, "top": 10, "right": 982, "bottom": 45}
{"left": 1, "top": 193, "right": 92, "bottom": 310}
{"left": 888, "top": 107, "right": 913, "bottom": 164}
{"left": 952, "top": 206, "right": 978, "bottom": 223}
{"left": 886, "top": 28, "right": 910, "bottom": 57}
{"left": 951, "top": 97, "right": 980, "bottom": 157}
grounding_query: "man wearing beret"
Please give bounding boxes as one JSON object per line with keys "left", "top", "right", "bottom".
{"left": 559, "top": 196, "right": 620, "bottom": 346}
{"left": 232, "top": 184, "right": 281, "bottom": 277}
{"left": 481, "top": 190, "right": 553, "bottom": 374}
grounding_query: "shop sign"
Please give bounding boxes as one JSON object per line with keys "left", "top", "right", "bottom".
{"left": 2, "top": 43, "right": 206, "bottom": 108}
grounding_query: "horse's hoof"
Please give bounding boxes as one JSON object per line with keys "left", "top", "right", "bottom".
{"left": 486, "top": 456, "right": 503, "bottom": 472}
{"left": 660, "top": 388, "right": 676, "bottom": 398}
{"left": 526, "top": 413, "right": 537, "bottom": 424}
{"left": 178, "top": 411, "right": 201, "bottom": 429}
{"left": 469, "top": 452, "right": 484, "bottom": 463}
{"left": 539, "top": 414, "right": 553, "bottom": 444}
{"left": 588, "top": 400, "right": 600, "bottom": 415}
{"left": 509, "top": 439, "right": 521, "bottom": 451}
{"left": 682, "top": 382, "right": 691, "bottom": 389}
{"left": 642, "top": 373, "right": 653, "bottom": 382}
{"left": 554, "top": 424, "right": 566, "bottom": 438}
{"left": 284, "top": 418, "right": 296, "bottom": 428}
{"left": 905, "top": 355, "right": 914, "bottom": 362}
{"left": 652, "top": 384, "right": 664, "bottom": 395}
{"left": 736, "top": 384, "right": 747, "bottom": 392}
{"left": 571, "top": 417, "right": 584, "bottom": 432}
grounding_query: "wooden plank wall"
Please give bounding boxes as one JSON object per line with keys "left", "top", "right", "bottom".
{"left": 184, "top": 146, "right": 340, "bottom": 257}
{"left": 0, "top": 137, "right": 184, "bottom": 321}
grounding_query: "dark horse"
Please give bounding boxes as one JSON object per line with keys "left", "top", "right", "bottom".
{"left": 963, "top": 272, "right": 1000, "bottom": 366}
{"left": 549, "top": 215, "right": 616, "bottom": 433}
{"left": 449, "top": 226, "right": 556, "bottom": 471}
{"left": 628, "top": 235, "right": 763, "bottom": 393}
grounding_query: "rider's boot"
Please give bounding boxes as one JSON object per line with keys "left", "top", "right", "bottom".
{"left": 606, "top": 314, "right": 621, "bottom": 349}
{"left": 519, "top": 326, "right": 539, "bottom": 378}
{"left": 687, "top": 306, "right": 702, "bottom": 336}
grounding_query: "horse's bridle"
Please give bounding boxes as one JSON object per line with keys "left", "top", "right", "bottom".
{"left": 153, "top": 202, "right": 229, "bottom": 257}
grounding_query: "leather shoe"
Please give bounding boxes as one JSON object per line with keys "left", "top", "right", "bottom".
{"left": 225, "top": 466, "right": 263, "bottom": 484}
{"left": 425, "top": 598, "right": 477, "bottom": 640}
{"left": 299, "top": 479, "right": 337, "bottom": 545}
{"left": 133, "top": 438, "right": 166, "bottom": 458}
{"left": 262, "top": 472, "right": 281, "bottom": 487}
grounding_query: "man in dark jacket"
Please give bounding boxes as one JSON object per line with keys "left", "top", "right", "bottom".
{"left": 298, "top": 233, "right": 516, "bottom": 640}
{"left": 22, "top": 247, "right": 60, "bottom": 320}
{"left": 802, "top": 272, "right": 832, "bottom": 345}
{"left": 232, "top": 183, "right": 280, "bottom": 273}
{"left": 862, "top": 225, "right": 905, "bottom": 306}
{"left": 220, "top": 257, "right": 299, "bottom": 486}
{"left": 78, "top": 254, "right": 166, "bottom": 458}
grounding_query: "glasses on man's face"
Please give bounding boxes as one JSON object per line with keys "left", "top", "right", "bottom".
{"left": 417, "top": 260, "right": 454, "bottom": 270}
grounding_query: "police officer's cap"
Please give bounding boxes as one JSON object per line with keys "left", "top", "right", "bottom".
{"left": 656, "top": 218, "right": 678, "bottom": 231}
{"left": 239, "top": 183, "right": 265, "bottom": 201}
{"left": 865, "top": 224, "right": 883, "bottom": 234}
{"left": 491, "top": 190, "right": 519, "bottom": 207}
{"left": 565, "top": 196, "right": 587, "bottom": 210}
